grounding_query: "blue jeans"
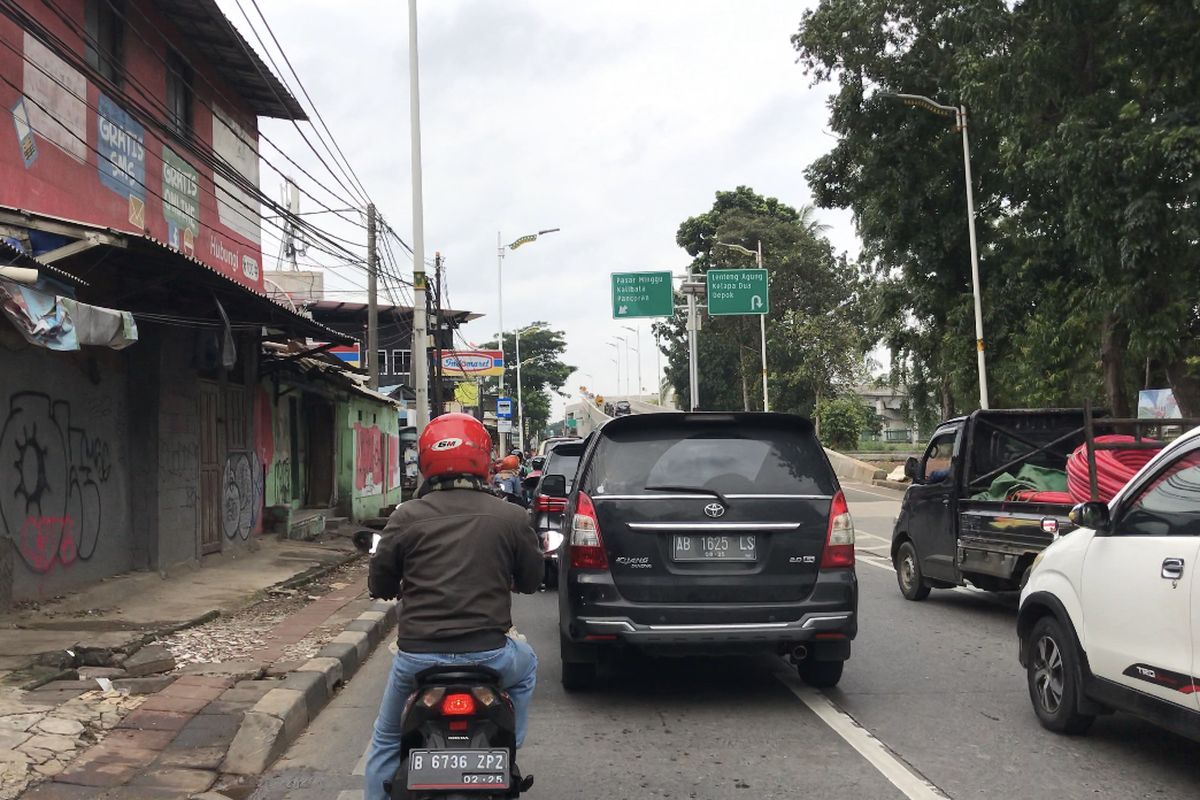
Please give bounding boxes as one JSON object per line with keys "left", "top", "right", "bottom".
{"left": 363, "top": 638, "right": 538, "bottom": 800}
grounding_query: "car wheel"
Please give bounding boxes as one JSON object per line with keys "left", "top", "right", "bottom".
{"left": 560, "top": 635, "right": 597, "bottom": 692}
{"left": 1026, "top": 616, "right": 1094, "bottom": 735}
{"left": 895, "top": 540, "right": 931, "bottom": 601}
{"left": 798, "top": 658, "right": 844, "bottom": 688}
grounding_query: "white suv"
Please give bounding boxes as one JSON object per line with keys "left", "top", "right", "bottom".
{"left": 1018, "top": 425, "right": 1200, "bottom": 740}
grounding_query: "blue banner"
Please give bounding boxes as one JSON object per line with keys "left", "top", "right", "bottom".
{"left": 97, "top": 93, "right": 145, "bottom": 200}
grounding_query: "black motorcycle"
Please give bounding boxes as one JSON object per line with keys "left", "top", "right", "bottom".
{"left": 353, "top": 531, "right": 534, "bottom": 799}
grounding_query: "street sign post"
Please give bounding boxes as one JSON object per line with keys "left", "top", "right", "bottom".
{"left": 611, "top": 271, "right": 673, "bottom": 319}
{"left": 496, "top": 398, "right": 513, "bottom": 419}
{"left": 706, "top": 269, "right": 769, "bottom": 316}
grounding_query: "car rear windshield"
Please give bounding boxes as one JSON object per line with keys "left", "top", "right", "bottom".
{"left": 584, "top": 418, "right": 836, "bottom": 496}
{"left": 546, "top": 453, "right": 582, "bottom": 489}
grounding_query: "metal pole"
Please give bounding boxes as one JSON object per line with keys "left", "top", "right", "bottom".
{"left": 686, "top": 288, "right": 699, "bottom": 411}
{"left": 496, "top": 231, "right": 506, "bottom": 453}
{"left": 655, "top": 329, "right": 663, "bottom": 406}
{"left": 959, "top": 105, "right": 989, "bottom": 410}
{"left": 756, "top": 240, "right": 769, "bottom": 412}
{"left": 407, "top": 0, "right": 429, "bottom": 432}
{"left": 515, "top": 329, "right": 524, "bottom": 451}
{"left": 366, "top": 203, "right": 378, "bottom": 390}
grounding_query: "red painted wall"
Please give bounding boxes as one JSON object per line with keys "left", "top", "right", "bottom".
{"left": 0, "top": 0, "right": 265, "bottom": 291}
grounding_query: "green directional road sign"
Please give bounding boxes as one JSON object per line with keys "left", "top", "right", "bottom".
{"left": 706, "top": 268, "right": 769, "bottom": 315}
{"left": 611, "top": 271, "right": 674, "bottom": 318}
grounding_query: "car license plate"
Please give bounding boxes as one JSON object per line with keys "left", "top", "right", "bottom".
{"left": 406, "top": 748, "right": 510, "bottom": 791}
{"left": 672, "top": 534, "right": 757, "bottom": 561}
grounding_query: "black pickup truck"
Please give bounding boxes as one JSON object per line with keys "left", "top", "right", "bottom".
{"left": 891, "top": 409, "right": 1104, "bottom": 599}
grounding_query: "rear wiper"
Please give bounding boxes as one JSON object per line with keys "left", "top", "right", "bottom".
{"left": 644, "top": 485, "right": 730, "bottom": 507}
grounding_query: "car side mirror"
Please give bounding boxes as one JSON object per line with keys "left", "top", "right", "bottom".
{"left": 904, "top": 456, "right": 920, "bottom": 483}
{"left": 1069, "top": 502, "right": 1110, "bottom": 532}
{"left": 540, "top": 474, "right": 567, "bottom": 498}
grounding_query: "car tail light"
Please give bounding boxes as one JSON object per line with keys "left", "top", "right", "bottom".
{"left": 569, "top": 492, "right": 609, "bottom": 570}
{"left": 441, "top": 693, "right": 476, "bottom": 716}
{"left": 820, "top": 490, "right": 855, "bottom": 569}
{"left": 534, "top": 494, "right": 567, "bottom": 513}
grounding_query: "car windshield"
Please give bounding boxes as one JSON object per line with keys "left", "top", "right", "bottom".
{"left": 585, "top": 420, "right": 836, "bottom": 496}
{"left": 545, "top": 453, "right": 582, "bottom": 492}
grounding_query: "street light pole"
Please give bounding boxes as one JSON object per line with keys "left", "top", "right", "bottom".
{"left": 884, "top": 92, "right": 989, "bottom": 410}
{"left": 606, "top": 342, "right": 620, "bottom": 396}
{"left": 514, "top": 324, "right": 542, "bottom": 452}
{"left": 407, "top": 0, "right": 429, "bottom": 431}
{"left": 495, "top": 227, "right": 560, "bottom": 452}
{"left": 622, "top": 324, "right": 642, "bottom": 397}
{"left": 612, "top": 335, "right": 630, "bottom": 395}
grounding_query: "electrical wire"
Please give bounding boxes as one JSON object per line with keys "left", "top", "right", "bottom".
{"left": 238, "top": 0, "right": 373, "bottom": 204}
{"left": 93, "top": 0, "right": 371, "bottom": 225}
{"left": 0, "top": 7, "right": 366, "bottom": 267}
{"left": 0, "top": 19, "right": 366, "bottom": 269}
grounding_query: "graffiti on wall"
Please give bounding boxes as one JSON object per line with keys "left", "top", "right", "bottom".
{"left": 354, "top": 423, "right": 383, "bottom": 497}
{"left": 221, "top": 451, "right": 262, "bottom": 540}
{"left": 388, "top": 434, "right": 402, "bottom": 490}
{"left": 0, "top": 393, "right": 113, "bottom": 573}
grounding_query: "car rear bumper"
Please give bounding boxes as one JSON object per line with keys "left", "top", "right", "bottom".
{"left": 563, "top": 568, "right": 857, "bottom": 646}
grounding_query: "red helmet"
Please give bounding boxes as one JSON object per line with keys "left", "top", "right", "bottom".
{"left": 500, "top": 455, "right": 520, "bottom": 471}
{"left": 418, "top": 413, "right": 492, "bottom": 480}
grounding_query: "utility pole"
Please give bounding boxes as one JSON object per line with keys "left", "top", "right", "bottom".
{"left": 430, "top": 252, "right": 444, "bottom": 415}
{"left": 496, "top": 232, "right": 507, "bottom": 454}
{"left": 408, "top": 0, "right": 429, "bottom": 431}
{"left": 681, "top": 272, "right": 705, "bottom": 411}
{"left": 366, "top": 203, "right": 379, "bottom": 390}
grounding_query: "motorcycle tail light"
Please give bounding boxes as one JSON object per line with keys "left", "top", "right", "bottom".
{"left": 441, "top": 692, "right": 476, "bottom": 716}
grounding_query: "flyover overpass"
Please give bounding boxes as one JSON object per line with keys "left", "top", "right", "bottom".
{"left": 564, "top": 395, "right": 677, "bottom": 438}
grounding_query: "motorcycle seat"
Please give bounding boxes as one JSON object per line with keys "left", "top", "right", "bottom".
{"left": 415, "top": 665, "right": 502, "bottom": 685}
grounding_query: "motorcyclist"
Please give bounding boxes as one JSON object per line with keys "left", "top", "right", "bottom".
{"left": 363, "top": 413, "right": 543, "bottom": 800}
{"left": 494, "top": 454, "right": 523, "bottom": 498}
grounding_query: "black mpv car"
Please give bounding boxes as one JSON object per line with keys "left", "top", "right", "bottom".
{"left": 553, "top": 413, "right": 857, "bottom": 690}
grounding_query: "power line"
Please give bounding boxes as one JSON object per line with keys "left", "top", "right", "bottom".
{"left": 0, "top": 7, "right": 366, "bottom": 267}
{"left": 239, "top": 0, "right": 373, "bottom": 204}
{"left": 90, "top": 0, "right": 370, "bottom": 224}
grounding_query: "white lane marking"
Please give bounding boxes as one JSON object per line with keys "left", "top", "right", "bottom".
{"left": 857, "top": 531, "right": 892, "bottom": 544}
{"left": 841, "top": 483, "right": 906, "bottom": 501}
{"left": 856, "top": 552, "right": 1012, "bottom": 602}
{"left": 858, "top": 555, "right": 895, "bottom": 573}
{"left": 774, "top": 667, "right": 951, "bottom": 800}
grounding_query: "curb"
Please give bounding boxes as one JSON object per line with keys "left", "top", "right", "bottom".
{"left": 221, "top": 599, "right": 398, "bottom": 775}
{"left": 871, "top": 478, "right": 910, "bottom": 492}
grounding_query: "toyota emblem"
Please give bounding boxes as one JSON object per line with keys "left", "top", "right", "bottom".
{"left": 704, "top": 503, "right": 726, "bottom": 518}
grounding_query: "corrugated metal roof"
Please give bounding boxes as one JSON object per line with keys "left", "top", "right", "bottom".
{"left": 0, "top": 239, "right": 88, "bottom": 287}
{"left": 152, "top": 0, "right": 307, "bottom": 121}
{"left": 283, "top": 355, "right": 402, "bottom": 408}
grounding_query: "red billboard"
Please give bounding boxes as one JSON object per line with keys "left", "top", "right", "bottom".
{"left": 0, "top": 12, "right": 264, "bottom": 291}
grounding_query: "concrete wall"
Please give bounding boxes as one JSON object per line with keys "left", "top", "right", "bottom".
{"left": 0, "top": 326, "right": 133, "bottom": 602}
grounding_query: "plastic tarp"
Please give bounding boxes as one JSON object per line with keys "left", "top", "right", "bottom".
{"left": 970, "top": 463, "right": 1069, "bottom": 502}
{"left": 0, "top": 280, "right": 137, "bottom": 351}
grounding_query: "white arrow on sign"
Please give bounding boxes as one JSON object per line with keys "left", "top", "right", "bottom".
{"left": 618, "top": 305, "right": 629, "bottom": 314}
{"left": 751, "top": 295, "right": 764, "bottom": 310}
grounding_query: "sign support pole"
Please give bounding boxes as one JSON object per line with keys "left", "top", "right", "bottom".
{"left": 408, "top": 0, "right": 429, "bottom": 432}
{"left": 686, "top": 276, "right": 700, "bottom": 411}
{"left": 756, "top": 240, "right": 769, "bottom": 412}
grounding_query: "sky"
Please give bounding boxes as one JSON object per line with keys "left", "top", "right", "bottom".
{"left": 217, "top": 0, "right": 859, "bottom": 418}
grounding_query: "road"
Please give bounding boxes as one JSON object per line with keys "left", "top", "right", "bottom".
{"left": 249, "top": 484, "right": 1200, "bottom": 800}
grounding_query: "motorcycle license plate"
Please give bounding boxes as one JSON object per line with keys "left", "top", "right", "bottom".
{"left": 672, "top": 534, "right": 757, "bottom": 561}
{"left": 407, "top": 749, "right": 510, "bottom": 791}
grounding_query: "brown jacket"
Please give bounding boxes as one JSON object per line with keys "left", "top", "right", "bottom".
{"left": 369, "top": 487, "right": 543, "bottom": 653}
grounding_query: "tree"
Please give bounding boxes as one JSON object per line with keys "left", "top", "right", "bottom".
{"left": 794, "top": 0, "right": 1200, "bottom": 417}
{"left": 815, "top": 396, "right": 871, "bottom": 451}
{"left": 481, "top": 324, "right": 574, "bottom": 445}
{"left": 655, "top": 187, "right": 868, "bottom": 415}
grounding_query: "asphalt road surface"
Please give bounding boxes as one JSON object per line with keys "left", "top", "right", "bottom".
{"left": 249, "top": 484, "right": 1200, "bottom": 800}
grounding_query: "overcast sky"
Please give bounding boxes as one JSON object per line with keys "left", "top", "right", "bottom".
{"left": 219, "top": 0, "right": 858, "bottom": 417}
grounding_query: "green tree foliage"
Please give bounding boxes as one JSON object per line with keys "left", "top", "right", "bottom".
{"left": 793, "top": 0, "right": 1200, "bottom": 418}
{"left": 655, "top": 187, "right": 868, "bottom": 414}
{"left": 481, "top": 323, "right": 574, "bottom": 444}
{"left": 814, "top": 396, "right": 870, "bottom": 451}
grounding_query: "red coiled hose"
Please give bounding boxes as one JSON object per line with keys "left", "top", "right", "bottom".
{"left": 1066, "top": 434, "right": 1159, "bottom": 503}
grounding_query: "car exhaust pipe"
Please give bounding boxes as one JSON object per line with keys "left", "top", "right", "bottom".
{"left": 790, "top": 645, "right": 808, "bottom": 663}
